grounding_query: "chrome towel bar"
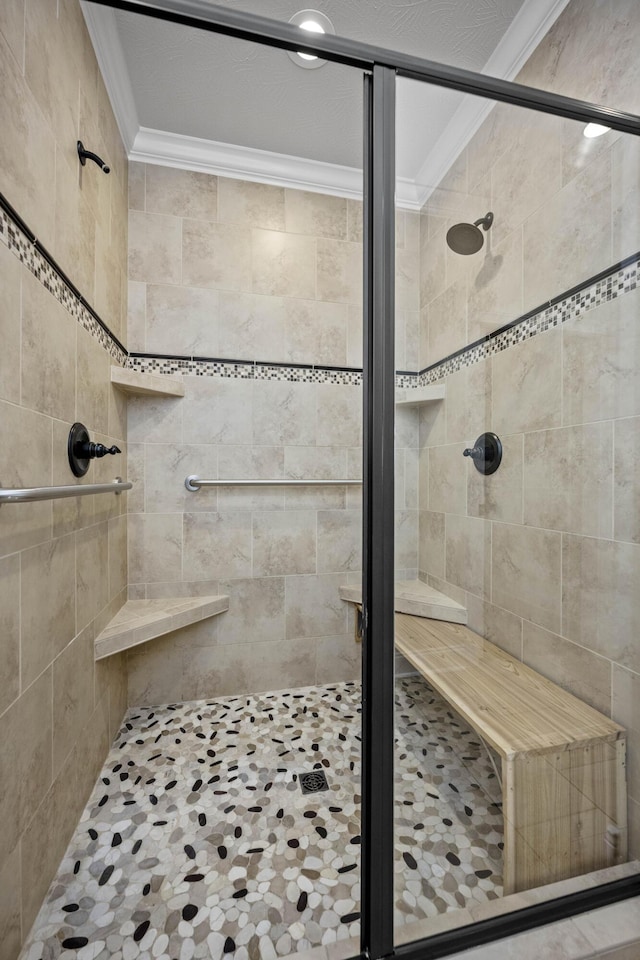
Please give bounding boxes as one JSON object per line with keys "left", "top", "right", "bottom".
{"left": 0, "top": 477, "right": 132, "bottom": 506}
{"left": 185, "top": 475, "right": 362, "bottom": 491}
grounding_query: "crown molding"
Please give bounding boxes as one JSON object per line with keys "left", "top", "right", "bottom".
{"left": 84, "top": 0, "right": 569, "bottom": 208}
{"left": 80, "top": 1, "right": 139, "bottom": 152}
{"left": 131, "top": 127, "right": 422, "bottom": 209}
{"left": 414, "top": 0, "right": 571, "bottom": 206}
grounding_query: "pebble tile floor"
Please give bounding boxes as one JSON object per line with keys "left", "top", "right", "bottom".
{"left": 21, "top": 678, "right": 503, "bottom": 960}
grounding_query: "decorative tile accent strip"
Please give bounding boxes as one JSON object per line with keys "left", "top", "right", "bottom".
{"left": 418, "top": 255, "right": 640, "bottom": 387}
{"left": 128, "top": 354, "right": 365, "bottom": 386}
{"left": 0, "top": 202, "right": 127, "bottom": 366}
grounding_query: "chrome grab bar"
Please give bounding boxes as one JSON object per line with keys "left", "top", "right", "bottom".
{"left": 0, "top": 477, "right": 132, "bottom": 506}
{"left": 185, "top": 475, "right": 362, "bottom": 491}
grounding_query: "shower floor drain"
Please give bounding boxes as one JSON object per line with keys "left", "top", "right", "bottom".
{"left": 298, "top": 770, "right": 330, "bottom": 795}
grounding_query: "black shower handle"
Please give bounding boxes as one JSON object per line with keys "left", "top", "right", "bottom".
{"left": 77, "top": 442, "right": 121, "bottom": 459}
{"left": 463, "top": 444, "right": 483, "bottom": 461}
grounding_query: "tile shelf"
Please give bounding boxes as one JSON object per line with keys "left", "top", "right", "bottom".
{"left": 395, "top": 384, "right": 445, "bottom": 406}
{"left": 110, "top": 366, "right": 185, "bottom": 397}
{"left": 339, "top": 579, "right": 466, "bottom": 623}
{"left": 95, "top": 595, "right": 229, "bottom": 660}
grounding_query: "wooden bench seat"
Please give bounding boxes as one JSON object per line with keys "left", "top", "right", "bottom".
{"left": 394, "top": 613, "right": 627, "bottom": 895}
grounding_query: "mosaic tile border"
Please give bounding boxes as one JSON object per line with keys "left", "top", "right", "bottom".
{"left": 418, "top": 255, "right": 640, "bottom": 387}
{"left": 4, "top": 192, "right": 639, "bottom": 391}
{"left": 128, "top": 355, "right": 365, "bottom": 386}
{"left": 0, "top": 201, "right": 127, "bottom": 366}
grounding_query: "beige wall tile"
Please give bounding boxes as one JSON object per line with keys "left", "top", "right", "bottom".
{"left": 492, "top": 522, "right": 561, "bottom": 631}
{"left": 21, "top": 270, "right": 76, "bottom": 422}
{"left": 445, "top": 361, "right": 491, "bottom": 446}
{"left": 524, "top": 423, "right": 613, "bottom": 538}
{"left": 316, "top": 238, "right": 361, "bottom": 304}
{"left": 183, "top": 219, "right": 253, "bottom": 293}
{"left": 181, "top": 376, "right": 255, "bottom": 446}
{"left": 428, "top": 443, "right": 467, "bottom": 515}
{"left": 108, "top": 514, "right": 127, "bottom": 601}
{"left": 128, "top": 513, "right": 183, "bottom": 584}
{"left": 145, "top": 164, "right": 218, "bottom": 220}
{"left": 217, "top": 577, "right": 285, "bottom": 645}
{"left": 184, "top": 511, "right": 252, "bottom": 580}
{"left": 468, "top": 433, "right": 523, "bottom": 525}
{"left": 253, "top": 381, "right": 315, "bottom": 446}
{"left": 489, "top": 109, "right": 563, "bottom": 248}
{"left": 253, "top": 511, "right": 317, "bottom": 577}
{"left": 127, "top": 279, "right": 146, "bottom": 352}
{"left": 284, "top": 188, "right": 347, "bottom": 239}
{"left": 395, "top": 509, "right": 418, "bottom": 571}
{"left": 52, "top": 623, "right": 95, "bottom": 777}
{"left": 127, "top": 633, "right": 184, "bottom": 707}
{"left": 284, "top": 300, "right": 348, "bottom": 367}
{"left": 182, "top": 638, "right": 316, "bottom": 701}
{"left": 418, "top": 510, "right": 445, "bottom": 581}
{"left": 252, "top": 228, "right": 316, "bottom": 299}
{"left": 420, "top": 217, "right": 447, "bottom": 310}
{"left": 0, "top": 554, "right": 20, "bottom": 717}
{"left": 76, "top": 325, "right": 110, "bottom": 435}
{"left": 316, "top": 384, "right": 361, "bottom": 447}
{"left": 145, "top": 442, "right": 218, "bottom": 514}
{"left": 562, "top": 534, "right": 640, "bottom": 675}
{"left": 0, "top": 31, "right": 56, "bottom": 247}
{"left": 0, "top": 242, "right": 21, "bottom": 404}
{"left": 0, "top": 843, "right": 20, "bottom": 960}
{"left": 21, "top": 534, "right": 76, "bottom": 689}
{"left": 612, "top": 134, "right": 640, "bottom": 263}
{"left": 315, "top": 634, "right": 361, "bottom": 684}
{"left": 285, "top": 574, "right": 347, "bottom": 640}
{"left": 445, "top": 513, "right": 491, "bottom": 599}
{"left": 128, "top": 160, "right": 145, "bottom": 211}
{"left": 284, "top": 445, "right": 347, "bottom": 482}
{"left": 54, "top": 150, "right": 96, "bottom": 302}
{"left": 76, "top": 522, "right": 109, "bottom": 632}
{"left": 492, "top": 328, "right": 562, "bottom": 436}
{"left": 0, "top": 667, "right": 52, "bottom": 864}
{"left": 20, "top": 744, "right": 80, "bottom": 937}
{"left": 147, "top": 284, "right": 219, "bottom": 357}
{"left": 467, "top": 227, "right": 524, "bottom": 342}
{"left": 317, "top": 509, "right": 361, "bottom": 574}
{"left": 127, "top": 394, "right": 182, "bottom": 443}
{"left": 523, "top": 152, "right": 612, "bottom": 313}
{"left": 218, "top": 178, "right": 284, "bottom": 230}
{"left": 614, "top": 417, "right": 640, "bottom": 543}
{"left": 562, "top": 290, "right": 640, "bottom": 426}
{"left": 466, "top": 595, "right": 523, "bottom": 660}
{"left": 129, "top": 210, "right": 182, "bottom": 285}
{"left": 611, "top": 665, "right": 640, "bottom": 803}
{"left": 427, "top": 279, "right": 467, "bottom": 365}
{"left": 0, "top": 401, "right": 52, "bottom": 557}
{"left": 522, "top": 621, "right": 611, "bottom": 715}
{"left": 218, "top": 291, "right": 285, "bottom": 362}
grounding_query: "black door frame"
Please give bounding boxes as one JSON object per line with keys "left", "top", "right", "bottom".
{"left": 90, "top": 1, "right": 640, "bottom": 955}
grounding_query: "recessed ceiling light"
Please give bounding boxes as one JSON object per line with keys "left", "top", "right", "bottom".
{"left": 583, "top": 122, "right": 611, "bottom": 138}
{"left": 288, "top": 9, "right": 335, "bottom": 69}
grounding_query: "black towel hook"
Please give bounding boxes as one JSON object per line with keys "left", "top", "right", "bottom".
{"left": 77, "top": 140, "right": 110, "bottom": 174}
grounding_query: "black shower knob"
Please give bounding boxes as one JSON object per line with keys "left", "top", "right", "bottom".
{"left": 68, "top": 422, "right": 121, "bottom": 477}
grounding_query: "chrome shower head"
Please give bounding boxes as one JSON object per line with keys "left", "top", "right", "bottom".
{"left": 446, "top": 211, "right": 494, "bottom": 255}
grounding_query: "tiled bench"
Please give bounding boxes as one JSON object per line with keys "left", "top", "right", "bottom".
{"left": 395, "top": 613, "right": 628, "bottom": 895}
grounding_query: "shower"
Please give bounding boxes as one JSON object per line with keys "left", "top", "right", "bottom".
{"left": 446, "top": 210, "right": 494, "bottom": 254}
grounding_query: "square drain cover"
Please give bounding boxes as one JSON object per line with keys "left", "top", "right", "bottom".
{"left": 299, "top": 770, "right": 329, "bottom": 795}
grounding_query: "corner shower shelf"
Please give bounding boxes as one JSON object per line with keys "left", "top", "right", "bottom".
{"left": 110, "top": 367, "right": 185, "bottom": 398}
{"left": 395, "top": 384, "right": 445, "bottom": 406}
{"left": 339, "top": 579, "right": 466, "bottom": 623}
{"left": 94, "top": 595, "right": 229, "bottom": 660}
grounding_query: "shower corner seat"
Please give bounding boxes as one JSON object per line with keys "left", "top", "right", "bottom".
{"left": 394, "top": 613, "right": 627, "bottom": 896}
{"left": 94, "top": 594, "right": 229, "bottom": 659}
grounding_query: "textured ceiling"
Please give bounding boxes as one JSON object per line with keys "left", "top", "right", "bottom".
{"left": 113, "top": 0, "right": 526, "bottom": 178}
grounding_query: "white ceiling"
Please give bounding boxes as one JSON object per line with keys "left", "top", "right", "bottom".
{"left": 83, "top": 0, "right": 570, "bottom": 206}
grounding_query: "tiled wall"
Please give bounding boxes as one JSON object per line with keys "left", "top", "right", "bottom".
{"left": 125, "top": 164, "right": 420, "bottom": 703}
{"left": 0, "top": 2, "right": 129, "bottom": 957}
{"left": 417, "top": 0, "right": 640, "bottom": 859}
